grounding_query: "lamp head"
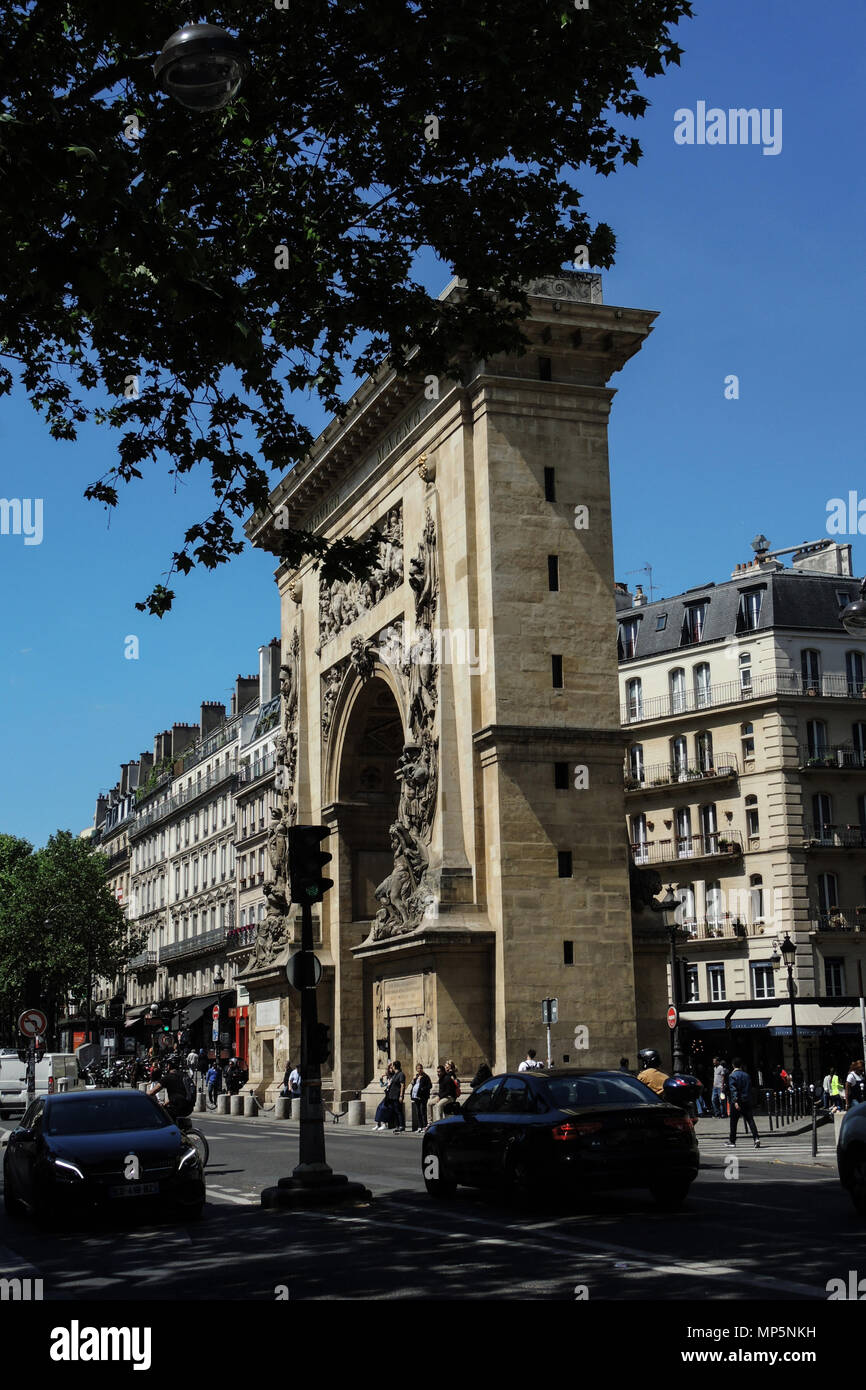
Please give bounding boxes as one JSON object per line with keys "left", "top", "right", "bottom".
{"left": 154, "top": 23, "right": 249, "bottom": 111}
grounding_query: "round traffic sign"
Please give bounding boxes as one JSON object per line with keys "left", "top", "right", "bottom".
{"left": 286, "top": 952, "right": 323, "bottom": 990}
{"left": 666, "top": 1005, "right": 678, "bottom": 1030}
{"left": 212, "top": 1004, "right": 220, "bottom": 1019}
{"left": 18, "top": 1008, "right": 47, "bottom": 1038}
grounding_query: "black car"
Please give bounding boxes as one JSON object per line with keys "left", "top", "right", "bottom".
{"left": 422, "top": 1069, "right": 700, "bottom": 1209}
{"left": 836, "top": 1100, "right": 866, "bottom": 1216}
{"left": 3, "top": 1090, "right": 205, "bottom": 1223}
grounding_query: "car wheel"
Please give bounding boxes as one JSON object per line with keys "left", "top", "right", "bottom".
{"left": 649, "top": 1180, "right": 693, "bottom": 1211}
{"left": 422, "top": 1145, "right": 457, "bottom": 1199}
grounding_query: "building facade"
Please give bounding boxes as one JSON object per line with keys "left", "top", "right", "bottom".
{"left": 245, "top": 271, "right": 655, "bottom": 1102}
{"left": 619, "top": 536, "right": 866, "bottom": 1083}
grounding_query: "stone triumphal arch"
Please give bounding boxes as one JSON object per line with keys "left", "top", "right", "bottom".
{"left": 245, "top": 273, "right": 656, "bottom": 1103}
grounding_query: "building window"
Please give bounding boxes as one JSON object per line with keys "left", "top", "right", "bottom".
{"left": 853, "top": 723, "right": 866, "bottom": 763}
{"left": 806, "top": 720, "right": 828, "bottom": 758}
{"left": 631, "top": 814, "right": 648, "bottom": 864}
{"left": 706, "top": 881, "right": 723, "bottom": 926}
{"left": 700, "top": 803, "right": 718, "bottom": 850}
{"left": 824, "top": 958, "right": 845, "bottom": 997}
{"left": 656, "top": 614, "right": 667, "bottom": 631}
{"left": 563, "top": 941, "right": 574, "bottom": 966}
{"left": 557, "top": 850, "right": 573, "bottom": 878}
{"left": 741, "top": 722, "right": 755, "bottom": 761}
{"left": 750, "top": 874, "right": 764, "bottom": 923}
{"left": 626, "top": 678, "right": 643, "bottom": 722}
{"left": 671, "top": 735, "right": 688, "bottom": 780}
{"left": 670, "top": 667, "right": 686, "bottom": 714}
{"left": 696, "top": 730, "right": 713, "bottom": 772}
{"left": 684, "top": 964, "right": 699, "bottom": 1003}
{"left": 751, "top": 962, "right": 776, "bottom": 999}
{"left": 544, "top": 466, "right": 556, "bottom": 502}
{"left": 677, "top": 884, "right": 696, "bottom": 933}
{"left": 745, "top": 794, "right": 760, "bottom": 840}
{"left": 812, "top": 793, "right": 833, "bottom": 839}
{"left": 538, "top": 355, "right": 552, "bottom": 381}
{"left": 846, "top": 651, "right": 865, "bottom": 697}
{"left": 707, "top": 964, "right": 726, "bottom": 1002}
{"left": 551, "top": 654, "right": 563, "bottom": 689}
{"left": 628, "top": 745, "right": 644, "bottom": 783}
{"left": 739, "top": 652, "right": 752, "bottom": 694}
{"left": 681, "top": 601, "right": 708, "bottom": 645}
{"left": 801, "top": 649, "right": 821, "bottom": 691}
{"left": 548, "top": 555, "right": 559, "bottom": 591}
{"left": 619, "top": 618, "right": 639, "bottom": 660}
{"left": 554, "top": 762, "right": 569, "bottom": 790}
{"left": 737, "top": 589, "right": 763, "bottom": 632}
{"left": 675, "top": 808, "right": 692, "bottom": 858}
{"left": 816, "top": 872, "right": 838, "bottom": 914}
{"left": 694, "top": 663, "right": 711, "bottom": 709}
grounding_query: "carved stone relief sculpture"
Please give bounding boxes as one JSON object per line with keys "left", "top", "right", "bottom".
{"left": 318, "top": 503, "right": 403, "bottom": 646}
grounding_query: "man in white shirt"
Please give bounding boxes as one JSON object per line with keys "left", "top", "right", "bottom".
{"left": 518, "top": 1049, "right": 544, "bottom": 1072}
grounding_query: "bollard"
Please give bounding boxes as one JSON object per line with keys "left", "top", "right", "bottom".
{"left": 217, "top": 1094, "right": 230, "bottom": 1115}
{"left": 196, "top": 1092, "right": 206, "bottom": 1113}
{"left": 275, "top": 1097, "right": 291, "bottom": 1119}
{"left": 812, "top": 1101, "right": 819, "bottom": 1158}
{"left": 230, "top": 1095, "right": 244, "bottom": 1116}
{"left": 244, "top": 1093, "right": 258, "bottom": 1117}
{"left": 291, "top": 1098, "right": 302, "bottom": 1120}
{"left": 139, "top": 1081, "right": 149, "bottom": 1093}
{"left": 347, "top": 1100, "right": 366, "bottom": 1127}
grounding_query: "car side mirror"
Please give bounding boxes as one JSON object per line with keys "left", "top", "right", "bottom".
{"left": 13, "top": 1126, "right": 34, "bottom": 1142}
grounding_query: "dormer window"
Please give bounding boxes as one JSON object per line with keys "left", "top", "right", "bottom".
{"left": 681, "top": 601, "right": 708, "bottom": 645}
{"left": 619, "top": 618, "right": 640, "bottom": 660}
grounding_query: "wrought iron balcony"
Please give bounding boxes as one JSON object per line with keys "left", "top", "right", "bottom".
{"left": 802, "top": 824, "right": 866, "bottom": 850}
{"left": 680, "top": 917, "right": 750, "bottom": 942}
{"left": 160, "top": 926, "right": 228, "bottom": 961}
{"left": 631, "top": 831, "right": 744, "bottom": 866}
{"left": 226, "top": 924, "right": 258, "bottom": 953}
{"left": 129, "top": 761, "right": 238, "bottom": 838}
{"left": 799, "top": 745, "right": 866, "bottom": 771}
{"left": 126, "top": 949, "right": 158, "bottom": 970}
{"left": 810, "top": 905, "right": 866, "bottom": 932}
{"left": 625, "top": 755, "right": 739, "bottom": 792}
{"left": 622, "top": 669, "right": 866, "bottom": 725}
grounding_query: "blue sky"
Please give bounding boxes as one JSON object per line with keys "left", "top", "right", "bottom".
{"left": 1, "top": 0, "right": 864, "bottom": 847}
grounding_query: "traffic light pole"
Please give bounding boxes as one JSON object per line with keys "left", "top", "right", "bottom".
{"left": 293, "top": 897, "right": 331, "bottom": 1179}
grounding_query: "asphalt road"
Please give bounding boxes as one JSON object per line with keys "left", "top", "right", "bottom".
{"left": 0, "top": 1111, "right": 859, "bottom": 1303}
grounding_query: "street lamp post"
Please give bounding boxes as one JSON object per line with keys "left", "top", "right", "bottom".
{"left": 660, "top": 885, "right": 687, "bottom": 1073}
{"left": 780, "top": 933, "right": 802, "bottom": 1087}
{"left": 840, "top": 579, "right": 866, "bottom": 639}
{"left": 213, "top": 966, "right": 225, "bottom": 1062}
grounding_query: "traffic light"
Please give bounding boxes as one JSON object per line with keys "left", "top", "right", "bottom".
{"left": 288, "top": 825, "right": 333, "bottom": 903}
{"left": 310, "top": 1022, "right": 331, "bottom": 1066}
{"left": 179, "top": 1009, "right": 190, "bottom": 1030}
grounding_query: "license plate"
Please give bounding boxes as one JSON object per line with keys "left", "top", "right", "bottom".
{"left": 108, "top": 1182, "right": 159, "bottom": 1198}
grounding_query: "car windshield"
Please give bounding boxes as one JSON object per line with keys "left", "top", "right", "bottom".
{"left": 545, "top": 1074, "right": 663, "bottom": 1110}
{"left": 45, "top": 1095, "right": 172, "bottom": 1136}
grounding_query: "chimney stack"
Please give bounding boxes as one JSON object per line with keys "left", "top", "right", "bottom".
{"left": 259, "top": 638, "right": 281, "bottom": 703}
{"left": 200, "top": 701, "right": 226, "bottom": 739}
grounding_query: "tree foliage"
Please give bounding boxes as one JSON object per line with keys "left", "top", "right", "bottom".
{"left": 0, "top": 831, "right": 142, "bottom": 1031}
{"left": 0, "top": 0, "right": 692, "bottom": 612}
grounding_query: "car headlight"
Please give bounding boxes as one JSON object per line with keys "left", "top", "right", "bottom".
{"left": 48, "top": 1157, "right": 85, "bottom": 1182}
{"left": 177, "top": 1146, "right": 199, "bottom": 1172}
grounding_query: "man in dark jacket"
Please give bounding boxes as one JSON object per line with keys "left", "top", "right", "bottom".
{"left": 470, "top": 1059, "right": 493, "bottom": 1090}
{"left": 387, "top": 1059, "right": 407, "bottom": 1132}
{"left": 726, "top": 1058, "right": 760, "bottom": 1148}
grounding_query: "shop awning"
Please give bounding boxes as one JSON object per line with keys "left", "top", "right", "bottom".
{"left": 184, "top": 991, "right": 237, "bottom": 1027}
{"left": 765, "top": 1004, "right": 849, "bottom": 1036}
{"left": 827, "top": 1006, "right": 866, "bottom": 1036}
{"left": 680, "top": 1012, "right": 771, "bottom": 1031}
{"left": 124, "top": 1005, "right": 149, "bottom": 1027}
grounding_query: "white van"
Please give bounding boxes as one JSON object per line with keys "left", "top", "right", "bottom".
{"left": 0, "top": 1053, "right": 82, "bottom": 1118}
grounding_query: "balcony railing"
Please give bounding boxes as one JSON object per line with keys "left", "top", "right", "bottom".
{"left": 810, "top": 905, "right": 866, "bottom": 932}
{"left": 129, "top": 762, "right": 238, "bottom": 838}
{"left": 160, "top": 926, "right": 228, "bottom": 961}
{"left": 182, "top": 723, "right": 239, "bottom": 773}
{"left": 126, "top": 949, "right": 158, "bottom": 970}
{"left": 226, "top": 925, "right": 258, "bottom": 952}
{"left": 799, "top": 745, "right": 866, "bottom": 770}
{"left": 622, "top": 670, "right": 866, "bottom": 725}
{"left": 625, "top": 755, "right": 739, "bottom": 791}
{"left": 802, "top": 824, "right": 866, "bottom": 849}
{"left": 237, "top": 753, "right": 276, "bottom": 788}
{"left": 680, "top": 917, "right": 750, "bottom": 941}
{"left": 631, "top": 831, "right": 744, "bottom": 866}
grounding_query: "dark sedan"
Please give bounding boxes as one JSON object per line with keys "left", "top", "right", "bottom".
{"left": 836, "top": 1100, "right": 866, "bottom": 1216}
{"left": 3, "top": 1090, "right": 205, "bottom": 1223}
{"left": 422, "top": 1069, "right": 700, "bottom": 1208}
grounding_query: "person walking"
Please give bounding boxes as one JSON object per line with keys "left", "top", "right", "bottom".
{"left": 470, "top": 1059, "right": 493, "bottom": 1090}
{"left": 198, "top": 1048, "right": 209, "bottom": 1091}
{"left": 374, "top": 1062, "right": 395, "bottom": 1130}
{"left": 518, "top": 1049, "right": 544, "bottom": 1072}
{"left": 225, "top": 1058, "right": 242, "bottom": 1096}
{"left": 830, "top": 1067, "right": 845, "bottom": 1112}
{"left": 822, "top": 1068, "right": 833, "bottom": 1111}
{"left": 387, "top": 1058, "right": 407, "bottom": 1132}
{"left": 845, "top": 1059, "right": 866, "bottom": 1110}
{"left": 282, "top": 1060, "right": 301, "bottom": 1100}
{"left": 206, "top": 1059, "right": 221, "bottom": 1107}
{"left": 725, "top": 1057, "right": 760, "bottom": 1148}
{"left": 711, "top": 1057, "right": 729, "bottom": 1119}
{"left": 410, "top": 1063, "right": 432, "bottom": 1131}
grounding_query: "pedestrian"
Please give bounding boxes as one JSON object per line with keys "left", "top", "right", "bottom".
{"left": 725, "top": 1057, "right": 760, "bottom": 1148}
{"left": 410, "top": 1062, "right": 432, "bottom": 1131}
{"left": 374, "top": 1062, "right": 395, "bottom": 1130}
{"left": 206, "top": 1060, "right": 221, "bottom": 1107}
{"left": 470, "top": 1058, "right": 493, "bottom": 1090}
{"left": 283, "top": 1061, "right": 301, "bottom": 1099}
{"left": 518, "top": 1049, "right": 544, "bottom": 1072}
{"left": 830, "top": 1067, "right": 845, "bottom": 1112}
{"left": 444, "top": 1059, "right": 461, "bottom": 1099}
{"left": 387, "top": 1058, "right": 407, "bottom": 1132}
{"left": 225, "top": 1058, "right": 241, "bottom": 1096}
{"left": 430, "top": 1063, "right": 459, "bottom": 1122}
{"left": 711, "top": 1056, "right": 729, "bottom": 1119}
{"left": 846, "top": 1059, "right": 866, "bottom": 1110}
{"left": 822, "top": 1068, "right": 833, "bottom": 1111}
{"left": 198, "top": 1049, "right": 209, "bottom": 1090}
{"left": 619, "top": 1057, "right": 630, "bottom": 1073}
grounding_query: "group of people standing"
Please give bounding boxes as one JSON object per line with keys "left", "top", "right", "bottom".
{"left": 824, "top": 1060, "right": 866, "bottom": 1112}
{"left": 374, "top": 1058, "right": 480, "bottom": 1132}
